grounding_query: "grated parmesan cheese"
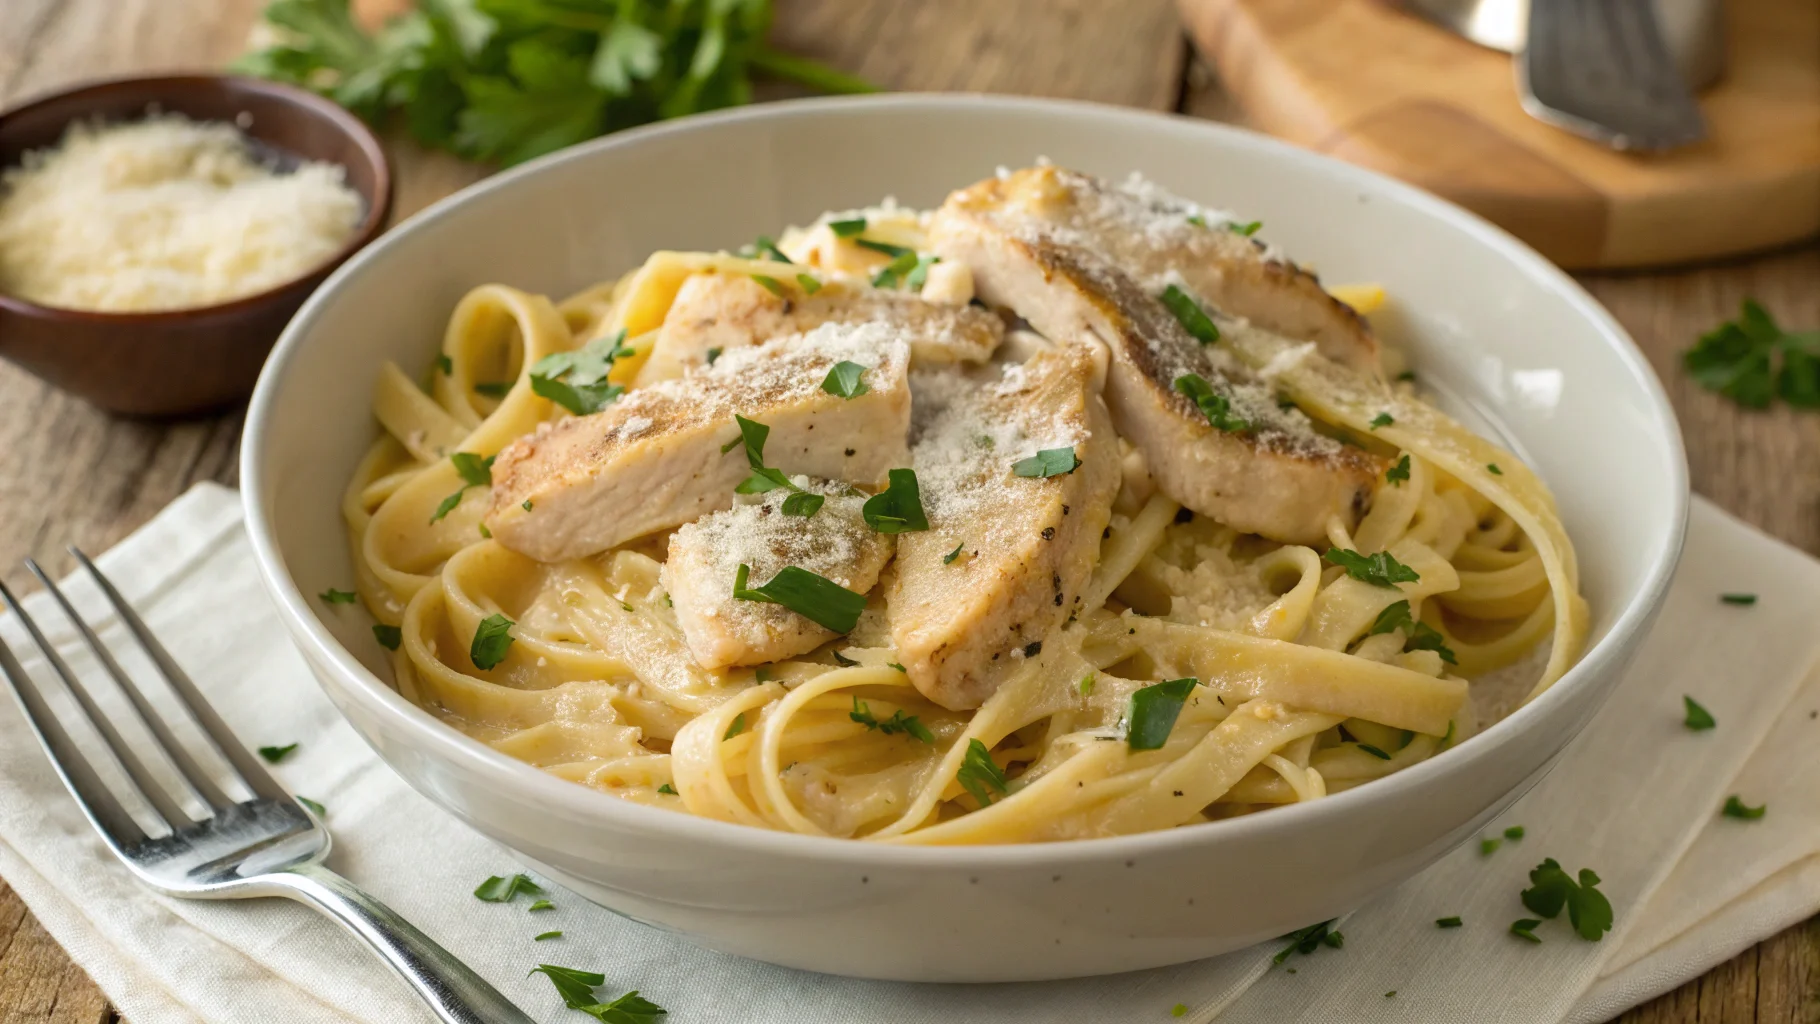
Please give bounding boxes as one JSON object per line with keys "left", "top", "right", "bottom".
{"left": 0, "top": 114, "right": 363, "bottom": 312}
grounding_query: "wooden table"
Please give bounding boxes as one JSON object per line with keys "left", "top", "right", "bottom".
{"left": 0, "top": 1, "right": 1815, "bottom": 1020}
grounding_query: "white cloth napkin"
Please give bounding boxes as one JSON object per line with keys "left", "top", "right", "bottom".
{"left": 1, "top": 483, "right": 1815, "bottom": 1024}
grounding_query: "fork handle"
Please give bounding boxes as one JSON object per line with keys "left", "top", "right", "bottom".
{"left": 271, "top": 863, "right": 537, "bottom": 1024}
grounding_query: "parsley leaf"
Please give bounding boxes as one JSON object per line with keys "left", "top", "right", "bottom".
{"left": 450, "top": 451, "right": 495, "bottom": 487}
{"left": 1357, "top": 743, "right": 1393, "bottom": 760}
{"left": 373, "top": 624, "right": 402, "bottom": 650}
{"left": 724, "top": 713, "right": 747, "bottom": 740}
{"left": 1386, "top": 453, "right": 1411, "bottom": 486}
{"left": 1721, "top": 593, "right": 1758, "bottom": 606}
{"left": 821, "top": 360, "right": 871, "bottom": 399}
{"left": 1505, "top": 825, "right": 1525, "bottom": 840}
{"left": 725, "top": 414, "right": 811, "bottom": 498}
{"left": 528, "top": 965, "right": 666, "bottom": 1024}
{"left": 1174, "top": 374, "right": 1248, "bottom": 433}
{"left": 529, "top": 899, "right": 555, "bottom": 912}
{"left": 535, "top": 930, "right": 563, "bottom": 941}
{"left": 956, "top": 738, "right": 1008, "bottom": 806}
{"left": 849, "top": 697, "right": 935, "bottom": 743}
{"left": 861, "top": 469, "right": 929, "bottom": 533}
{"left": 1722, "top": 795, "right": 1766, "bottom": 820}
{"left": 430, "top": 488, "right": 466, "bottom": 523}
{"left": 1567, "top": 869, "right": 1614, "bottom": 941}
{"left": 751, "top": 274, "right": 787, "bottom": 297}
{"left": 796, "top": 273, "right": 822, "bottom": 294}
{"left": 1325, "top": 548, "right": 1420, "bottom": 588}
{"left": 1367, "top": 601, "right": 1455, "bottom": 662}
{"left": 1126, "top": 678, "right": 1196, "bottom": 751}
{"left": 258, "top": 743, "right": 298, "bottom": 763}
{"left": 1436, "top": 916, "right": 1463, "bottom": 928}
{"left": 436, "top": 354, "right": 453, "bottom": 375}
{"left": 1683, "top": 299, "right": 1820, "bottom": 410}
{"left": 474, "top": 873, "right": 543, "bottom": 903}
{"left": 1520, "top": 858, "right": 1576, "bottom": 918}
{"left": 854, "top": 238, "right": 912, "bottom": 258}
{"left": 1370, "top": 412, "right": 1393, "bottom": 429}
{"left": 656, "top": 783, "right": 677, "bottom": 795}
{"left": 749, "top": 235, "right": 792, "bottom": 263}
{"left": 1517, "top": 859, "right": 1612, "bottom": 940}
{"left": 1487, "top": 463, "right": 1503, "bottom": 475}
{"left": 828, "top": 217, "right": 867, "bottom": 237}
{"left": 1683, "top": 695, "right": 1716, "bottom": 731}
{"left": 1229, "top": 220, "right": 1262, "bottom": 237}
{"left": 1012, "top": 447, "right": 1081, "bottom": 478}
{"left": 731, "top": 564, "right": 866, "bottom": 633}
{"left": 943, "top": 542, "right": 965, "bottom": 565}
{"left": 1510, "top": 918, "right": 1543, "bottom": 943}
{"left": 530, "top": 331, "right": 632, "bottom": 415}
{"left": 297, "top": 796, "right": 327, "bottom": 817}
{"left": 474, "top": 381, "right": 511, "bottom": 398}
{"left": 470, "top": 613, "right": 515, "bottom": 670}
{"left": 1159, "top": 284, "right": 1220, "bottom": 344}
{"left": 319, "top": 587, "right": 358, "bottom": 605}
{"left": 1272, "top": 920, "right": 1342, "bottom": 965}
{"left": 870, "top": 249, "right": 920, "bottom": 289}
{"left": 780, "top": 492, "right": 824, "bottom": 518}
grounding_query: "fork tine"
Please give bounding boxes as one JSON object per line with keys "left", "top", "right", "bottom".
{"left": 0, "top": 579, "right": 195, "bottom": 829}
{"left": 0, "top": 595, "right": 151, "bottom": 846}
{"left": 26, "top": 559, "right": 234, "bottom": 813}
{"left": 71, "top": 549, "right": 294, "bottom": 805}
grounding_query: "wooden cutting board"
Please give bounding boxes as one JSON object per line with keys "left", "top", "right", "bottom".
{"left": 1177, "top": 0, "right": 1820, "bottom": 269}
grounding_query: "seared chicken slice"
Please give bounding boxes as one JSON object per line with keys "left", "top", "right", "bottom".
{"left": 487, "top": 322, "right": 911, "bottom": 562}
{"left": 636, "top": 271, "right": 1003, "bottom": 384}
{"left": 932, "top": 170, "right": 1382, "bottom": 545}
{"left": 935, "top": 166, "right": 1378, "bottom": 374}
{"left": 887, "top": 347, "right": 1120, "bottom": 711}
{"left": 663, "top": 485, "right": 893, "bottom": 670}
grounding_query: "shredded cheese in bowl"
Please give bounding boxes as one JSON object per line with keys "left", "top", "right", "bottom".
{"left": 0, "top": 114, "right": 363, "bottom": 313}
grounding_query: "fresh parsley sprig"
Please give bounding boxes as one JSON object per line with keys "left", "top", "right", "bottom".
{"left": 1518, "top": 858, "right": 1614, "bottom": 942}
{"left": 861, "top": 469, "right": 928, "bottom": 533}
{"left": 1325, "top": 548, "right": 1420, "bottom": 588}
{"left": 849, "top": 696, "right": 935, "bottom": 743}
{"left": 1366, "top": 599, "right": 1457, "bottom": 664}
{"left": 1683, "top": 299, "right": 1820, "bottom": 410}
{"left": 956, "top": 738, "right": 1007, "bottom": 807}
{"left": 732, "top": 563, "right": 866, "bottom": 633}
{"left": 531, "top": 331, "right": 632, "bottom": 416}
{"left": 240, "top": 0, "right": 874, "bottom": 167}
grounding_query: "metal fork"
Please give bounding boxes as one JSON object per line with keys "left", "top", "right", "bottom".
{"left": 1519, "top": 0, "right": 1708, "bottom": 151}
{"left": 0, "top": 551, "right": 534, "bottom": 1024}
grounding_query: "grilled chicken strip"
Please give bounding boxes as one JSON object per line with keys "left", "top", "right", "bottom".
{"left": 664, "top": 485, "right": 893, "bottom": 670}
{"left": 931, "top": 168, "right": 1383, "bottom": 544}
{"left": 887, "top": 347, "right": 1120, "bottom": 711}
{"left": 635, "top": 271, "right": 1003, "bottom": 384}
{"left": 487, "top": 322, "right": 911, "bottom": 561}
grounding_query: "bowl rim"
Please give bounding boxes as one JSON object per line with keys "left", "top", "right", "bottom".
{"left": 243, "top": 92, "right": 1690, "bottom": 867}
{"left": 0, "top": 73, "right": 393, "bottom": 322}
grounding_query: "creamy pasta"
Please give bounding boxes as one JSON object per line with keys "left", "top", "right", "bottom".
{"left": 341, "top": 168, "right": 1585, "bottom": 844}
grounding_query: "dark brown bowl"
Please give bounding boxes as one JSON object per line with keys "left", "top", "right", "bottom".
{"left": 0, "top": 74, "right": 392, "bottom": 417}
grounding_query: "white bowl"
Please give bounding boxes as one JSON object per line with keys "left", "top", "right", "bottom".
{"left": 242, "top": 95, "right": 1687, "bottom": 983}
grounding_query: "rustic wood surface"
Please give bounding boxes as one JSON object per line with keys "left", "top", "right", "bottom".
{"left": 0, "top": 1, "right": 1816, "bottom": 1021}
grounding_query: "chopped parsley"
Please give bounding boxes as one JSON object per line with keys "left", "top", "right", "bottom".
{"left": 870, "top": 250, "right": 921, "bottom": 289}
{"left": 258, "top": 744, "right": 298, "bottom": 763}
{"left": 1172, "top": 1004, "right": 1188, "bottom": 1018}
{"left": 1272, "top": 920, "right": 1342, "bottom": 965}
{"left": 1159, "top": 283, "right": 1219, "bottom": 344}
{"left": 1078, "top": 673, "right": 1095, "bottom": 697}
{"left": 534, "top": 931, "right": 563, "bottom": 941}
{"left": 1722, "top": 795, "right": 1766, "bottom": 820}
{"left": 1228, "top": 220, "right": 1262, "bottom": 237}
{"left": 724, "top": 713, "right": 747, "bottom": 740}
{"left": 887, "top": 662, "right": 906, "bottom": 673}
{"left": 1520, "top": 858, "right": 1613, "bottom": 941}
{"left": 1356, "top": 743, "right": 1393, "bottom": 760}
{"left": 436, "top": 354, "right": 453, "bottom": 375}
{"left": 479, "top": 523, "right": 492, "bottom": 539}
{"left": 942, "top": 542, "right": 965, "bottom": 565}
{"left": 1396, "top": 369, "right": 1417, "bottom": 383}
{"left": 1174, "top": 374, "right": 1248, "bottom": 433}
{"left": 1504, "top": 825, "right": 1525, "bottom": 841}
{"left": 430, "top": 489, "right": 465, "bottom": 523}
{"left": 780, "top": 492, "right": 825, "bottom": 518}
{"left": 319, "top": 588, "right": 357, "bottom": 605}
{"left": 1481, "top": 838, "right": 1501, "bottom": 856}
{"left": 474, "top": 381, "right": 511, "bottom": 398}
{"left": 656, "top": 783, "right": 677, "bottom": 795}
{"left": 1386, "top": 453, "right": 1411, "bottom": 486}
{"left": 529, "top": 331, "right": 632, "bottom": 416}
{"left": 1366, "top": 600, "right": 1456, "bottom": 663}
{"left": 1682, "top": 298, "right": 1820, "bottom": 410}
{"left": 1684, "top": 696, "right": 1716, "bottom": 731}
{"left": 429, "top": 452, "right": 496, "bottom": 523}
{"left": 862, "top": 469, "right": 929, "bottom": 533}
{"left": 745, "top": 235, "right": 792, "bottom": 263}
{"left": 821, "top": 360, "right": 871, "bottom": 399}
{"left": 751, "top": 274, "right": 787, "bottom": 298}
{"left": 1487, "top": 463, "right": 1503, "bottom": 475}
{"left": 296, "top": 796, "right": 326, "bottom": 817}
{"left": 731, "top": 563, "right": 866, "bottom": 633}
{"left": 796, "top": 273, "right": 823, "bottom": 294}
{"left": 1012, "top": 447, "right": 1081, "bottom": 478}
{"left": 522, "top": 500, "right": 534, "bottom": 512}
{"left": 1325, "top": 548, "right": 1420, "bottom": 588}
{"left": 528, "top": 965, "right": 665, "bottom": 1023}
{"left": 705, "top": 347, "right": 722, "bottom": 366}
{"left": 830, "top": 650, "right": 859, "bottom": 667}
{"left": 470, "top": 613, "right": 515, "bottom": 670}
{"left": 1720, "top": 593, "right": 1758, "bottom": 606}
{"left": 1126, "top": 677, "right": 1196, "bottom": 751}
{"left": 828, "top": 217, "right": 867, "bottom": 237}
{"left": 956, "top": 738, "right": 1008, "bottom": 806}
{"left": 1509, "top": 918, "right": 1543, "bottom": 943}
{"left": 904, "top": 254, "right": 940, "bottom": 291}
{"left": 372, "top": 624, "right": 402, "bottom": 650}
{"left": 849, "top": 697, "right": 934, "bottom": 743}
{"left": 854, "top": 238, "right": 912, "bottom": 258}
{"left": 475, "top": 873, "right": 543, "bottom": 903}
{"left": 726, "top": 415, "right": 814, "bottom": 500}
{"left": 1370, "top": 412, "right": 1393, "bottom": 429}
{"left": 1436, "top": 916, "right": 1463, "bottom": 929}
